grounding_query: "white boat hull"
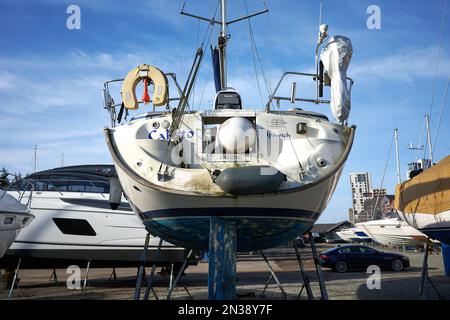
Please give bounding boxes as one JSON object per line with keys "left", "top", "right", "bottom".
{"left": 398, "top": 210, "right": 450, "bottom": 244}
{"left": 115, "top": 161, "right": 345, "bottom": 251}
{"left": 2, "top": 191, "right": 187, "bottom": 268}
{"left": 357, "top": 218, "right": 428, "bottom": 247}
{"left": 0, "top": 192, "right": 33, "bottom": 258}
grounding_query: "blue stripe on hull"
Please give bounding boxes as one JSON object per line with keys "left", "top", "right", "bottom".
{"left": 140, "top": 207, "right": 320, "bottom": 219}
{"left": 139, "top": 208, "right": 320, "bottom": 251}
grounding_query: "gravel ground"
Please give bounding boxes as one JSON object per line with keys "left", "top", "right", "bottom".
{"left": 1, "top": 244, "right": 449, "bottom": 300}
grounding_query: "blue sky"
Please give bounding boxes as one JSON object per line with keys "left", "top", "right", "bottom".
{"left": 0, "top": 0, "right": 449, "bottom": 223}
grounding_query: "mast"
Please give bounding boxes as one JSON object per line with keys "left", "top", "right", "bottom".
{"left": 425, "top": 114, "right": 434, "bottom": 165}
{"left": 394, "top": 128, "right": 401, "bottom": 184}
{"left": 33, "top": 145, "right": 37, "bottom": 173}
{"left": 180, "top": 0, "right": 268, "bottom": 91}
{"left": 219, "top": 0, "right": 227, "bottom": 89}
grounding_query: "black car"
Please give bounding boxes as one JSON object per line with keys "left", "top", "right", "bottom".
{"left": 319, "top": 245, "right": 410, "bottom": 273}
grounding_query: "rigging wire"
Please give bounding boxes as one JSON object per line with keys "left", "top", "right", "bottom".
{"left": 428, "top": 0, "right": 447, "bottom": 118}
{"left": 191, "top": 18, "right": 201, "bottom": 108}
{"left": 243, "top": 0, "right": 271, "bottom": 97}
{"left": 416, "top": 118, "right": 426, "bottom": 160}
{"left": 265, "top": 0, "right": 272, "bottom": 93}
{"left": 319, "top": 0, "right": 324, "bottom": 27}
{"left": 198, "top": 0, "right": 220, "bottom": 108}
{"left": 437, "top": 129, "right": 450, "bottom": 151}
{"left": 370, "top": 130, "right": 395, "bottom": 220}
{"left": 243, "top": 0, "right": 265, "bottom": 107}
{"left": 158, "top": 0, "right": 220, "bottom": 174}
{"left": 432, "top": 76, "right": 449, "bottom": 150}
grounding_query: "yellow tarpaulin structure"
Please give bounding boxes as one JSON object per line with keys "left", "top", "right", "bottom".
{"left": 395, "top": 155, "right": 450, "bottom": 215}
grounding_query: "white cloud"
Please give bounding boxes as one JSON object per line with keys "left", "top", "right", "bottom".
{"left": 351, "top": 46, "right": 450, "bottom": 81}
{"left": 0, "top": 71, "right": 17, "bottom": 91}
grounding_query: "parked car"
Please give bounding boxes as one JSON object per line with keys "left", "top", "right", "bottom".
{"left": 319, "top": 245, "right": 410, "bottom": 273}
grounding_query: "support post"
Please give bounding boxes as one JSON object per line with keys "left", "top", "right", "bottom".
{"left": 143, "top": 237, "right": 164, "bottom": 300}
{"left": 82, "top": 261, "right": 91, "bottom": 294}
{"left": 292, "top": 240, "right": 314, "bottom": 300}
{"left": 309, "top": 231, "right": 328, "bottom": 300}
{"left": 207, "top": 217, "right": 236, "bottom": 300}
{"left": 8, "top": 258, "right": 21, "bottom": 299}
{"left": 260, "top": 274, "right": 273, "bottom": 296}
{"left": 419, "top": 241, "right": 430, "bottom": 296}
{"left": 109, "top": 268, "right": 117, "bottom": 282}
{"left": 260, "top": 251, "right": 287, "bottom": 299}
{"left": 134, "top": 232, "right": 150, "bottom": 300}
{"left": 167, "top": 249, "right": 194, "bottom": 299}
{"left": 49, "top": 268, "right": 58, "bottom": 283}
{"left": 169, "top": 263, "right": 174, "bottom": 289}
{"left": 419, "top": 240, "right": 442, "bottom": 298}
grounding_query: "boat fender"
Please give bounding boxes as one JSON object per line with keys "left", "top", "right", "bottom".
{"left": 214, "top": 166, "right": 285, "bottom": 195}
{"left": 121, "top": 64, "right": 168, "bottom": 110}
{"left": 109, "top": 177, "right": 123, "bottom": 210}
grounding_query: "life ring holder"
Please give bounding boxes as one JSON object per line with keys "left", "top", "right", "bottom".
{"left": 120, "top": 64, "right": 169, "bottom": 110}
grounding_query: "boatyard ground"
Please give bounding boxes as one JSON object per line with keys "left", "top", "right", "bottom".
{"left": 1, "top": 244, "right": 449, "bottom": 300}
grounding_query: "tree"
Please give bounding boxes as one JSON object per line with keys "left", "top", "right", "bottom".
{"left": 0, "top": 167, "right": 9, "bottom": 188}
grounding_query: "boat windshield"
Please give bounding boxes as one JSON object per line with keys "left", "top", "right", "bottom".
{"left": 10, "top": 175, "right": 110, "bottom": 194}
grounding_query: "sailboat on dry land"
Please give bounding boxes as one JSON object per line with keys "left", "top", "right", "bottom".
{"left": 395, "top": 155, "right": 450, "bottom": 245}
{"left": 0, "top": 179, "right": 34, "bottom": 258}
{"left": 102, "top": 0, "right": 356, "bottom": 251}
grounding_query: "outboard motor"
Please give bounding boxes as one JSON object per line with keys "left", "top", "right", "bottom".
{"left": 109, "top": 177, "right": 123, "bottom": 210}
{"left": 320, "top": 36, "right": 353, "bottom": 123}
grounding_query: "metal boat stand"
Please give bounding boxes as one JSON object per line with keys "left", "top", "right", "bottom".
{"left": 292, "top": 240, "right": 314, "bottom": 300}
{"left": 134, "top": 234, "right": 192, "bottom": 300}
{"left": 259, "top": 251, "right": 287, "bottom": 299}
{"left": 258, "top": 238, "right": 320, "bottom": 300}
{"left": 167, "top": 249, "right": 194, "bottom": 300}
{"left": 134, "top": 232, "right": 151, "bottom": 300}
{"left": 81, "top": 261, "right": 91, "bottom": 294}
{"left": 49, "top": 269, "right": 58, "bottom": 284}
{"left": 308, "top": 231, "right": 329, "bottom": 300}
{"left": 142, "top": 237, "right": 164, "bottom": 300}
{"left": 7, "top": 257, "right": 21, "bottom": 299}
{"left": 419, "top": 241, "right": 442, "bottom": 299}
{"left": 108, "top": 268, "right": 117, "bottom": 282}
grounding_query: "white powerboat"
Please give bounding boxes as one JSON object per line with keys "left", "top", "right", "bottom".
{"left": 0, "top": 189, "right": 34, "bottom": 258}
{"left": 335, "top": 228, "right": 354, "bottom": 242}
{"left": 336, "top": 227, "right": 371, "bottom": 242}
{"left": 102, "top": 1, "right": 356, "bottom": 251}
{"left": 357, "top": 218, "right": 428, "bottom": 247}
{"left": 1, "top": 165, "right": 190, "bottom": 269}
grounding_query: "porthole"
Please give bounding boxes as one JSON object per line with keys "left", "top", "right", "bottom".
{"left": 3, "top": 217, "right": 14, "bottom": 225}
{"left": 152, "top": 121, "right": 160, "bottom": 129}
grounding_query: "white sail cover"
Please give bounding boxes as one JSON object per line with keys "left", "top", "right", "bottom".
{"left": 320, "top": 36, "right": 353, "bottom": 122}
